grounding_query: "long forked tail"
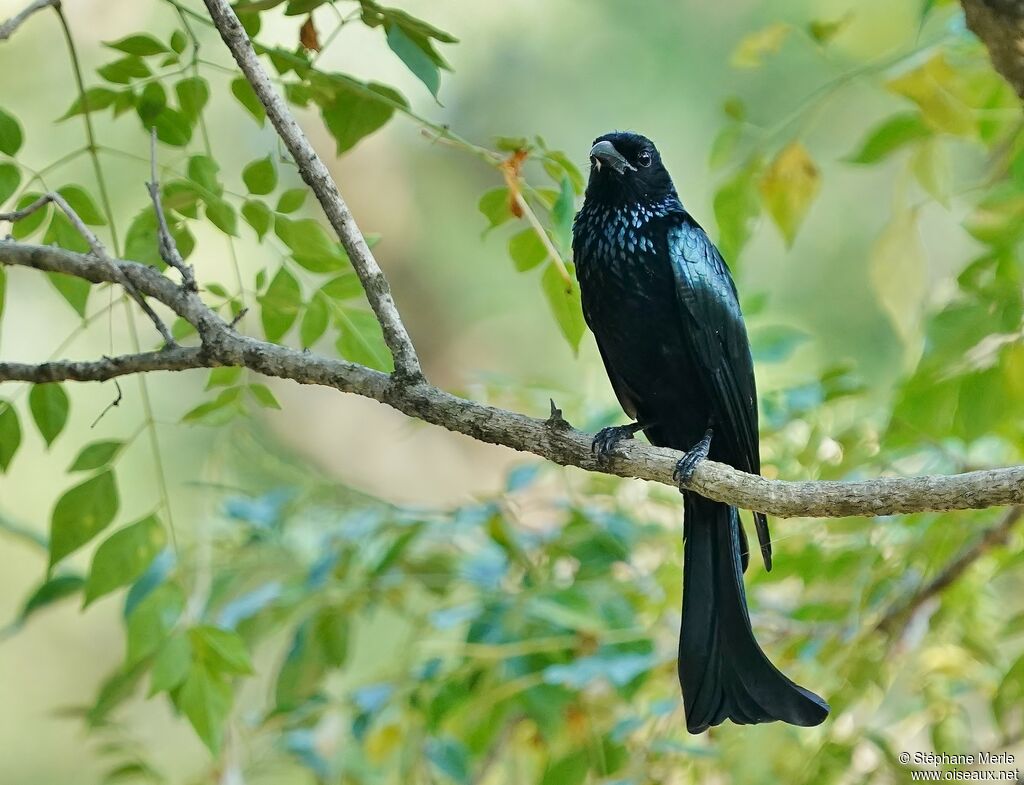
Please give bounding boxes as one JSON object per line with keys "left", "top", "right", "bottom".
{"left": 679, "top": 493, "right": 830, "bottom": 734}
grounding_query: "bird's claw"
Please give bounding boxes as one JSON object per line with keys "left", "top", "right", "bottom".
{"left": 591, "top": 425, "right": 636, "bottom": 459}
{"left": 673, "top": 427, "right": 714, "bottom": 486}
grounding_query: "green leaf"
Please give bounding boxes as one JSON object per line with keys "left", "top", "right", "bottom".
{"left": 178, "top": 665, "right": 233, "bottom": 755}
{"left": 57, "top": 185, "right": 107, "bottom": 226}
{"left": 126, "top": 583, "right": 184, "bottom": 665}
{"left": 84, "top": 515, "right": 166, "bottom": 606}
{"left": 846, "top": 113, "right": 931, "bottom": 164}
{"left": 334, "top": 307, "right": 392, "bottom": 371}
{"left": 60, "top": 87, "right": 118, "bottom": 120}
{"left": 105, "top": 34, "right": 168, "bottom": 56}
{"left": 243, "top": 156, "right": 277, "bottom": 195}
{"left": 425, "top": 737, "right": 470, "bottom": 784}
{"left": 205, "top": 198, "right": 238, "bottom": 236}
{"left": 276, "top": 216, "right": 346, "bottom": 272}
{"left": 540, "top": 751, "right": 588, "bottom": 785}
{"left": 551, "top": 177, "right": 575, "bottom": 253}
{"left": 231, "top": 77, "right": 266, "bottom": 125}
{"left": 543, "top": 150, "right": 585, "bottom": 195}
{"left": 386, "top": 22, "right": 441, "bottom": 97}
{"left": 807, "top": 14, "right": 852, "bottom": 44}
{"left": 136, "top": 82, "right": 167, "bottom": 125}
{"left": 300, "top": 294, "right": 329, "bottom": 347}
{"left": 730, "top": 22, "right": 790, "bottom": 68}
{"left": 0, "top": 108, "right": 24, "bottom": 155}
{"left": 190, "top": 626, "right": 254, "bottom": 675}
{"left": 188, "top": 155, "right": 222, "bottom": 195}
{"left": 713, "top": 160, "right": 761, "bottom": 262}
{"left": 205, "top": 367, "right": 243, "bottom": 389}
{"left": 508, "top": 228, "right": 547, "bottom": 272}
{"left": 88, "top": 658, "right": 149, "bottom": 726}
{"left": 0, "top": 163, "right": 20, "bottom": 204}
{"left": 248, "top": 383, "right": 281, "bottom": 409}
{"left": 10, "top": 192, "right": 49, "bottom": 239}
{"left": 152, "top": 107, "right": 192, "bottom": 146}
{"left": 869, "top": 209, "right": 927, "bottom": 351}
{"left": 47, "top": 271, "right": 91, "bottom": 317}
{"left": 260, "top": 267, "right": 302, "bottom": 341}
{"left": 170, "top": 30, "right": 188, "bottom": 55}
{"left": 321, "top": 273, "right": 362, "bottom": 301}
{"left": 242, "top": 199, "right": 272, "bottom": 239}
{"left": 69, "top": 440, "right": 124, "bottom": 472}
{"left": 20, "top": 574, "right": 84, "bottom": 622}
{"left": 320, "top": 78, "right": 404, "bottom": 155}
{"left": 29, "top": 383, "right": 69, "bottom": 448}
{"left": 44, "top": 210, "right": 90, "bottom": 253}
{"left": 758, "top": 142, "right": 820, "bottom": 246}
{"left": 181, "top": 387, "right": 243, "bottom": 424}
{"left": 709, "top": 124, "right": 742, "bottom": 170}
{"left": 150, "top": 633, "right": 191, "bottom": 694}
{"left": 542, "top": 262, "right": 585, "bottom": 352}
{"left": 0, "top": 399, "right": 21, "bottom": 472}
{"left": 175, "top": 76, "right": 209, "bottom": 121}
{"left": 477, "top": 187, "right": 512, "bottom": 230}
{"left": 276, "top": 188, "right": 307, "bottom": 213}
{"left": 98, "top": 56, "right": 151, "bottom": 84}
{"left": 49, "top": 470, "right": 119, "bottom": 567}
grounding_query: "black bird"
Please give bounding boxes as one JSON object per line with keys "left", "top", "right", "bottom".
{"left": 572, "top": 131, "right": 829, "bottom": 734}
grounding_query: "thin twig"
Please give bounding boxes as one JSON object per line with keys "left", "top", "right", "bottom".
{"left": 0, "top": 193, "right": 177, "bottom": 347}
{"left": 0, "top": 0, "right": 57, "bottom": 42}
{"left": 875, "top": 506, "right": 1024, "bottom": 635}
{"left": 201, "top": 0, "right": 423, "bottom": 382}
{"left": 146, "top": 128, "right": 197, "bottom": 292}
{"left": 90, "top": 379, "right": 123, "bottom": 428}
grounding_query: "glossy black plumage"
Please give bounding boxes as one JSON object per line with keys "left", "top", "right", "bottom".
{"left": 573, "top": 131, "right": 828, "bottom": 733}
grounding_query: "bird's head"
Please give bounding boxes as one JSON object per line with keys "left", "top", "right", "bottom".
{"left": 585, "top": 132, "right": 676, "bottom": 205}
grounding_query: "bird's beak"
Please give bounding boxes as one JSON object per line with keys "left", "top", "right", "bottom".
{"left": 590, "top": 140, "right": 635, "bottom": 175}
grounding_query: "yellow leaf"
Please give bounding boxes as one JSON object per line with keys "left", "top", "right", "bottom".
{"left": 869, "top": 210, "right": 927, "bottom": 360}
{"left": 730, "top": 23, "right": 790, "bottom": 68}
{"left": 911, "top": 138, "right": 951, "bottom": 207}
{"left": 758, "top": 142, "right": 820, "bottom": 246}
{"left": 366, "top": 723, "right": 402, "bottom": 762}
{"left": 886, "top": 56, "right": 975, "bottom": 136}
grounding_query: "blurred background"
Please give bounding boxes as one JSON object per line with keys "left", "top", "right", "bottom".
{"left": 1, "top": 0, "right": 1023, "bottom": 783}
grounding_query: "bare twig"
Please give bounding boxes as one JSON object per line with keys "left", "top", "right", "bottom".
{"left": 201, "top": 0, "right": 422, "bottom": 382}
{"left": 90, "top": 379, "right": 123, "bottom": 428}
{"left": 0, "top": 0, "right": 57, "bottom": 42}
{"left": 876, "top": 506, "right": 1024, "bottom": 635}
{"left": 1, "top": 193, "right": 177, "bottom": 347}
{"left": 146, "top": 127, "right": 196, "bottom": 291}
{"left": 4, "top": 239, "right": 1024, "bottom": 521}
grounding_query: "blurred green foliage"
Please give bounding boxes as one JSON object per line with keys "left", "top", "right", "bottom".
{"left": 2, "top": 0, "right": 1024, "bottom": 783}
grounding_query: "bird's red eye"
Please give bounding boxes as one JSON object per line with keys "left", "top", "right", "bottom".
{"left": 637, "top": 150, "right": 652, "bottom": 167}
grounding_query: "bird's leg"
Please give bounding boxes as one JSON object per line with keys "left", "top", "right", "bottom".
{"left": 673, "top": 427, "right": 713, "bottom": 486}
{"left": 592, "top": 420, "right": 651, "bottom": 459}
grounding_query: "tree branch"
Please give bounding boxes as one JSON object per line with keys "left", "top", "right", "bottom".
{"left": 0, "top": 0, "right": 57, "bottom": 42}
{"left": 876, "top": 506, "right": 1024, "bottom": 635}
{"left": 201, "top": 0, "right": 422, "bottom": 382}
{"left": 4, "top": 238, "right": 1024, "bottom": 520}
{"left": 961, "top": 0, "right": 1024, "bottom": 100}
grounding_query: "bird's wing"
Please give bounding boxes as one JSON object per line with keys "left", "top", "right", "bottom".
{"left": 667, "top": 216, "right": 772, "bottom": 570}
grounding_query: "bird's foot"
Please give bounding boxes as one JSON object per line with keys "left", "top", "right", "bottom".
{"left": 673, "top": 428, "right": 713, "bottom": 487}
{"left": 592, "top": 422, "right": 646, "bottom": 460}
